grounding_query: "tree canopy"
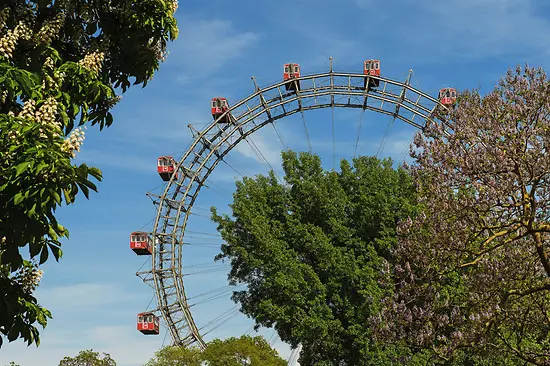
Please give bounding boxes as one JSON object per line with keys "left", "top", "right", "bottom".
{"left": 374, "top": 65, "right": 550, "bottom": 364}
{"left": 212, "top": 152, "right": 420, "bottom": 365}
{"left": 58, "top": 349, "right": 116, "bottom": 366}
{"left": 145, "top": 335, "right": 286, "bottom": 366}
{"left": 0, "top": 0, "right": 178, "bottom": 347}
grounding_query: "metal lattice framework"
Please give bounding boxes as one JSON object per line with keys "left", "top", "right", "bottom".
{"left": 137, "top": 64, "right": 449, "bottom": 349}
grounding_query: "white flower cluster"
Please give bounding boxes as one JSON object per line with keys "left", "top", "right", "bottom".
{"left": 151, "top": 40, "right": 167, "bottom": 62}
{"left": 31, "top": 268, "right": 44, "bottom": 286}
{"left": 0, "top": 90, "right": 7, "bottom": 104}
{"left": 18, "top": 99, "right": 36, "bottom": 120}
{"left": 20, "top": 267, "right": 44, "bottom": 293}
{"left": 16, "top": 97, "right": 62, "bottom": 137}
{"left": 78, "top": 51, "right": 105, "bottom": 74}
{"left": 43, "top": 67, "right": 66, "bottom": 89}
{"left": 61, "top": 126, "right": 86, "bottom": 158}
{"left": 107, "top": 95, "right": 122, "bottom": 108}
{"left": 0, "top": 21, "right": 32, "bottom": 59}
{"left": 36, "top": 12, "right": 65, "bottom": 44}
{"left": 44, "top": 56, "right": 55, "bottom": 69}
{"left": 7, "top": 129, "right": 20, "bottom": 141}
{"left": 35, "top": 97, "right": 61, "bottom": 131}
{"left": 0, "top": 9, "right": 8, "bottom": 29}
{"left": 8, "top": 258, "right": 45, "bottom": 294}
{"left": 169, "top": 0, "right": 179, "bottom": 13}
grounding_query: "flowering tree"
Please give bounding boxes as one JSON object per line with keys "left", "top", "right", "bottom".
{"left": 0, "top": 0, "right": 178, "bottom": 347}
{"left": 374, "top": 65, "right": 550, "bottom": 364}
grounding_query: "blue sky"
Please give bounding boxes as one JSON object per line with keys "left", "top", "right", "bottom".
{"left": 4, "top": 0, "right": 550, "bottom": 365}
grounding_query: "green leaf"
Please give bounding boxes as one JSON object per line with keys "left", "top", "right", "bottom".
{"left": 36, "top": 311, "right": 46, "bottom": 327}
{"left": 29, "top": 239, "right": 41, "bottom": 258}
{"left": 35, "top": 162, "right": 47, "bottom": 174}
{"left": 106, "top": 112, "right": 113, "bottom": 126}
{"left": 47, "top": 226, "right": 58, "bottom": 240}
{"left": 15, "top": 161, "right": 31, "bottom": 177}
{"left": 7, "top": 325, "right": 19, "bottom": 342}
{"left": 83, "top": 179, "right": 98, "bottom": 192}
{"left": 88, "top": 167, "right": 103, "bottom": 180}
{"left": 51, "top": 189, "right": 61, "bottom": 204}
{"left": 39, "top": 245, "right": 49, "bottom": 264}
{"left": 59, "top": 110, "right": 69, "bottom": 126}
{"left": 77, "top": 182, "right": 90, "bottom": 199}
{"left": 62, "top": 188, "right": 72, "bottom": 204}
{"left": 13, "top": 193, "right": 24, "bottom": 205}
{"left": 48, "top": 243, "right": 62, "bottom": 261}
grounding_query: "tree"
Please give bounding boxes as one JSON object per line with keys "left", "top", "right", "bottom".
{"left": 0, "top": 0, "right": 178, "bottom": 347}
{"left": 202, "top": 336, "right": 286, "bottom": 366}
{"left": 211, "top": 152, "right": 421, "bottom": 365}
{"left": 144, "top": 345, "right": 202, "bottom": 366}
{"left": 145, "top": 336, "right": 286, "bottom": 366}
{"left": 374, "top": 65, "right": 550, "bottom": 364}
{"left": 58, "top": 349, "right": 116, "bottom": 366}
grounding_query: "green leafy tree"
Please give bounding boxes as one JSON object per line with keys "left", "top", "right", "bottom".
{"left": 211, "top": 152, "right": 421, "bottom": 365}
{"left": 59, "top": 349, "right": 116, "bottom": 366}
{"left": 145, "top": 336, "right": 286, "bottom": 366}
{"left": 0, "top": 0, "right": 178, "bottom": 347}
{"left": 202, "top": 336, "right": 286, "bottom": 366}
{"left": 144, "top": 344, "right": 203, "bottom": 366}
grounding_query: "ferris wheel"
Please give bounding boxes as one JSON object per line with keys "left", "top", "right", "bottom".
{"left": 129, "top": 57, "right": 453, "bottom": 363}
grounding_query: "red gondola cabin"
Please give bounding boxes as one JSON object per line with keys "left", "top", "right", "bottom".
{"left": 283, "top": 63, "right": 301, "bottom": 91}
{"left": 211, "top": 97, "right": 231, "bottom": 122}
{"left": 439, "top": 88, "right": 457, "bottom": 107}
{"left": 364, "top": 60, "right": 380, "bottom": 90}
{"left": 130, "top": 232, "right": 152, "bottom": 255}
{"left": 157, "top": 156, "right": 177, "bottom": 181}
{"left": 137, "top": 312, "right": 160, "bottom": 335}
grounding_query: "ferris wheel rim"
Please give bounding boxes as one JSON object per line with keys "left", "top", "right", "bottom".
{"left": 143, "top": 67, "right": 450, "bottom": 350}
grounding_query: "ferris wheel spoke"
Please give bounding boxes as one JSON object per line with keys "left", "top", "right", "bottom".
{"left": 328, "top": 58, "right": 335, "bottom": 169}
{"left": 189, "top": 287, "right": 240, "bottom": 307}
{"left": 299, "top": 110, "right": 312, "bottom": 153}
{"left": 182, "top": 238, "right": 224, "bottom": 245}
{"left": 183, "top": 243, "right": 223, "bottom": 249}
{"left": 184, "top": 229, "right": 222, "bottom": 237}
{"left": 376, "top": 115, "right": 397, "bottom": 158}
{"left": 267, "top": 329, "right": 278, "bottom": 345}
{"left": 182, "top": 266, "right": 230, "bottom": 276}
{"left": 353, "top": 110, "right": 366, "bottom": 159}
{"left": 201, "top": 308, "right": 242, "bottom": 337}
{"left": 182, "top": 261, "right": 227, "bottom": 268}
{"left": 199, "top": 305, "right": 240, "bottom": 332}
{"left": 288, "top": 344, "right": 302, "bottom": 365}
{"left": 245, "top": 324, "right": 258, "bottom": 336}
{"left": 207, "top": 125, "right": 260, "bottom": 180}
{"left": 187, "top": 284, "right": 244, "bottom": 301}
{"left": 272, "top": 86, "right": 289, "bottom": 150}
{"left": 243, "top": 133, "right": 280, "bottom": 178}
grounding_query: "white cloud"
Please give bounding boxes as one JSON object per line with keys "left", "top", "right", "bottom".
{"left": 76, "top": 149, "right": 155, "bottom": 174}
{"left": 2, "top": 282, "right": 160, "bottom": 366}
{"left": 167, "top": 17, "right": 262, "bottom": 82}
{"left": 233, "top": 128, "right": 284, "bottom": 169}
{"left": 2, "top": 324, "right": 164, "bottom": 366}
{"left": 37, "top": 283, "right": 140, "bottom": 310}
{"left": 86, "top": 326, "right": 163, "bottom": 366}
